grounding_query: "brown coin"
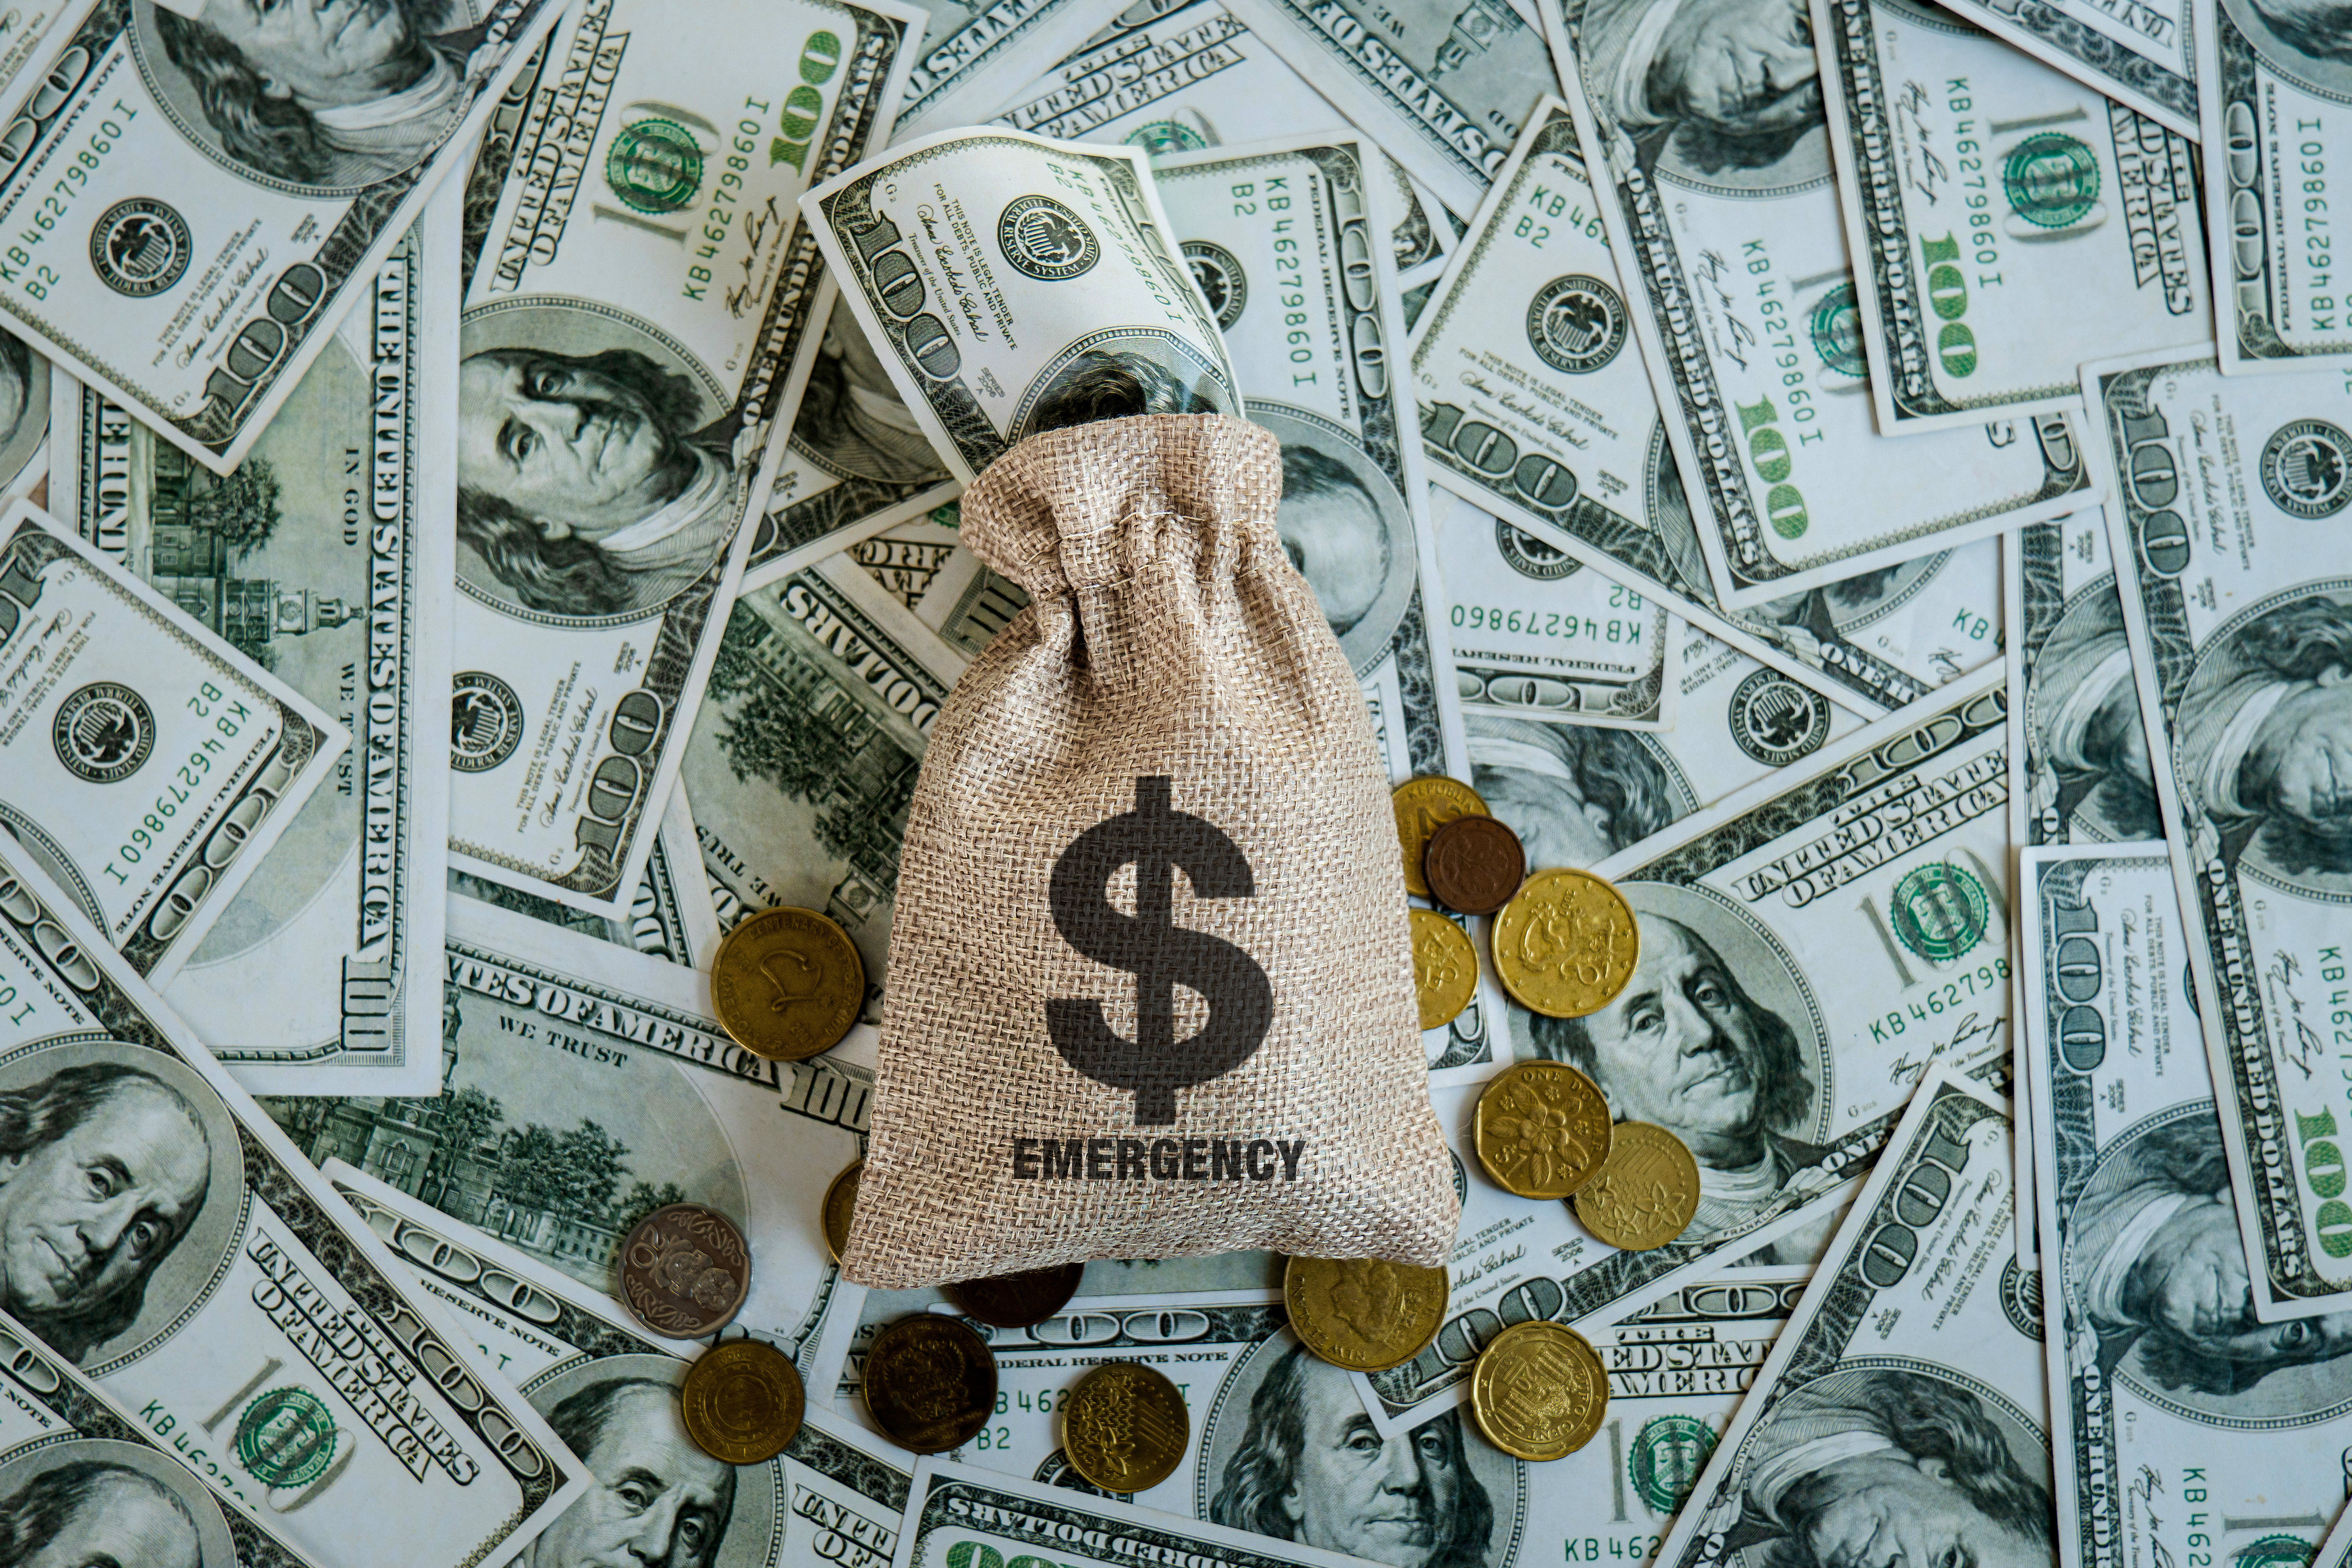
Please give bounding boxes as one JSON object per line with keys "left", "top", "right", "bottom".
{"left": 710, "top": 907, "right": 863, "bottom": 1060}
{"left": 680, "top": 1338, "right": 804, "bottom": 1465}
{"left": 864, "top": 1315, "right": 999, "bottom": 1453}
{"left": 1392, "top": 776, "right": 1488, "bottom": 898}
{"left": 1423, "top": 814, "right": 1526, "bottom": 915}
{"left": 1491, "top": 868, "right": 1640, "bottom": 1018}
{"left": 945, "top": 1263, "right": 1085, "bottom": 1328}
{"left": 1410, "top": 908, "right": 1480, "bottom": 1032}
{"left": 1572, "top": 1121, "right": 1702, "bottom": 1250}
{"left": 1062, "top": 1362, "right": 1191, "bottom": 1493}
{"left": 1468, "top": 1320, "right": 1607, "bottom": 1461}
{"left": 821, "top": 1161, "right": 861, "bottom": 1264}
{"left": 617, "top": 1204, "right": 751, "bottom": 1339}
{"left": 1473, "top": 1061, "right": 1612, "bottom": 1200}
{"left": 1284, "top": 1255, "right": 1449, "bottom": 1372}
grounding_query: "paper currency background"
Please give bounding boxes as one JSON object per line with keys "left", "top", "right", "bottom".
{"left": 0, "top": 0, "right": 2333, "bottom": 1559}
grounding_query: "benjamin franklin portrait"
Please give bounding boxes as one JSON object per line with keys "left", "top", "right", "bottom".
{"left": 793, "top": 302, "right": 948, "bottom": 489}
{"left": 0, "top": 1062, "right": 213, "bottom": 1365}
{"left": 1466, "top": 714, "right": 1690, "bottom": 870}
{"left": 458, "top": 342, "right": 736, "bottom": 619}
{"left": 1575, "top": 0, "right": 1827, "bottom": 184}
{"left": 1210, "top": 1342, "right": 1496, "bottom": 1568}
{"left": 0, "top": 1448, "right": 232, "bottom": 1568}
{"left": 525, "top": 1375, "right": 737, "bottom": 1568}
{"left": 146, "top": 0, "right": 490, "bottom": 189}
{"left": 2021, "top": 583, "right": 2160, "bottom": 841}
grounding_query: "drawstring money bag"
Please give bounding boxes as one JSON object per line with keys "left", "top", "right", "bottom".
{"left": 840, "top": 414, "right": 1458, "bottom": 1288}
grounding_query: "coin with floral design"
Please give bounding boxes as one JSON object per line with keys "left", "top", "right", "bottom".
{"left": 1571, "top": 1121, "right": 1699, "bottom": 1249}
{"left": 1473, "top": 1061, "right": 1612, "bottom": 1200}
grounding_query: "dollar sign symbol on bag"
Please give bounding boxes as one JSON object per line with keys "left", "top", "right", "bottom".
{"left": 1047, "top": 776, "right": 1274, "bottom": 1125}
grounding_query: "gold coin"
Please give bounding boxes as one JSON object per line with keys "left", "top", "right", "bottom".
{"left": 711, "top": 907, "right": 864, "bottom": 1060}
{"left": 1062, "top": 1362, "right": 1190, "bottom": 1493}
{"left": 821, "top": 1161, "right": 861, "bottom": 1264}
{"left": 1491, "top": 868, "right": 1640, "bottom": 1018}
{"left": 1410, "top": 908, "right": 1479, "bottom": 1031}
{"left": 680, "top": 1338, "right": 805, "bottom": 1465}
{"left": 1393, "top": 776, "right": 1488, "bottom": 898}
{"left": 1284, "top": 1255, "right": 1449, "bottom": 1372}
{"left": 863, "top": 1315, "right": 998, "bottom": 1453}
{"left": 1469, "top": 1320, "right": 1607, "bottom": 1461}
{"left": 1572, "top": 1121, "right": 1702, "bottom": 1250}
{"left": 1473, "top": 1061, "right": 1612, "bottom": 1200}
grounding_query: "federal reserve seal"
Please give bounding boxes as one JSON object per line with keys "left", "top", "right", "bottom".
{"left": 1889, "top": 861, "right": 1991, "bottom": 963}
{"left": 53, "top": 682, "right": 154, "bottom": 783}
{"left": 605, "top": 119, "right": 705, "bottom": 215}
{"left": 2236, "top": 1537, "right": 2316, "bottom": 1568}
{"left": 1184, "top": 240, "right": 1248, "bottom": 330}
{"left": 2260, "top": 419, "right": 2352, "bottom": 518}
{"left": 235, "top": 1387, "right": 339, "bottom": 1488}
{"left": 90, "top": 199, "right": 191, "bottom": 298}
{"left": 1525, "top": 274, "right": 1627, "bottom": 374}
{"left": 1494, "top": 518, "right": 1581, "bottom": 581}
{"left": 2000, "top": 1255, "right": 2044, "bottom": 1342}
{"left": 1809, "top": 282, "right": 1866, "bottom": 381}
{"left": 1629, "top": 1414, "right": 1716, "bottom": 1514}
{"left": 451, "top": 671, "right": 524, "bottom": 773}
{"left": 1728, "top": 668, "right": 1831, "bottom": 766}
{"left": 2003, "top": 132, "right": 2101, "bottom": 229}
{"left": 999, "top": 195, "right": 1100, "bottom": 280}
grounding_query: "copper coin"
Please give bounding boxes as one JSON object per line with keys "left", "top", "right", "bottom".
{"left": 680, "top": 1338, "right": 804, "bottom": 1464}
{"left": 864, "top": 1315, "right": 999, "bottom": 1453}
{"left": 821, "top": 1161, "right": 861, "bottom": 1264}
{"left": 945, "top": 1263, "right": 1085, "bottom": 1328}
{"left": 1423, "top": 814, "right": 1526, "bottom": 915}
{"left": 617, "top": 1204, "right": 751, "bottom": 1339}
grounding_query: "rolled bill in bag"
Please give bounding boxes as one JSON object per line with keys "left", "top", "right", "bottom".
{"left": 841, "top": 414, "right": 1459, "bottom": 1287}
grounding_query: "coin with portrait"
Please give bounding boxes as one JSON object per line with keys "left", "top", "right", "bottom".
{"left": 1284, "top": 1255, "right": 1448, "bottom": 1372}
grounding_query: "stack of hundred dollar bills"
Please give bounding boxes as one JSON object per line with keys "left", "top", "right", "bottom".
{"left": 0, "top": 0, "right": 2341, "bottom": 1555}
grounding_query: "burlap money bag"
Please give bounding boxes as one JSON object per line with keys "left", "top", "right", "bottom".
{"left": 840, "top": 413, "right": 1458, "bottom": 1287}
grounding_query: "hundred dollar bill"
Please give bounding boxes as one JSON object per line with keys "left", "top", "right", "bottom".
{"left": 51, "top": 200, "right": 453, "bottom": 1096}
{"left": 890, "top": 0, "right": 1123, "bottom": 135}
{"left": 1816, "top": 0, "right": 2208, "bottom": 434}
{"left": 803, "top": 126, "right": 1239, "bottom": 487}
{"left": 0, "top": 0, "right": 563, "bottom": 474}
{"left": 1545, "top": 8, "right": 2100, "bottom": 608}
{"left": 0, "top": 499, "right": 346, "bottom": 978}
{"left": 0, "top": 326, "right": 48, "bottom": 504}
{"left": 2199, "top": 0, "right": 2352, "bottom": 374}
{"left": 1932, "top": 0, "right": 2195, "bottom": 137}
{"left": 0, "top": 837, "right": 588, "bottom": 1567}
{"left": 2021, "top": 843, "right": 2352, "bottom": 1568}
{"left": 1216, "top": 0, "right": 1557, "bottom": 219}
{"left": 740, "top": 286, "right": 963, "bottom": 593}
{"left": 448, "top": 0, "right": 923, "bottom": 920}
{"left": 843, "top": 1279, "right": 1790, "bottom": 1565}
{"left": 844, "top": 516, "right": 1032, "bottom": 659}
{"left": 1408, "top": 100, "right": 2009, "bottom": 715}
{"left": 264, "top": 896, "right": 877, "bottom": 1389}
{"left": 1650, "top": 1068, "right": 2055, "bottom": 1568}
{"left": 329, "top": 1162, "right": 916, "bottom": 1568}
{"left": 0, "top": 1309, "right": 324, "bottom": 1568}
{"left": 983, "top": 0, "right": 1455, "bottom": 287}
{"left": 683, "top": 552, "right": 965, "bottom": 1017}
{"left": 450, "top": 780, "right": 722, "bottom": 970}
{"left": 889, "top": 1458, "right": 1386, "bottom": 1568}
{"left": 2093, "top": 348, "right": 2352, "bottom": 1321}
{"left": 1434, "top": 487, "right": 1678, "bottom": 731}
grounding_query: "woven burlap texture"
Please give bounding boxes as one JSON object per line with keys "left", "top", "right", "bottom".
{"left": 840, "top": 413, "right": 1458, "bottom": 1288}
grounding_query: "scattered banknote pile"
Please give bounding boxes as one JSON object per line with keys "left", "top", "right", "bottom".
{"left": 0, "top": 0, "right": 2340, "bottom": 1559}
